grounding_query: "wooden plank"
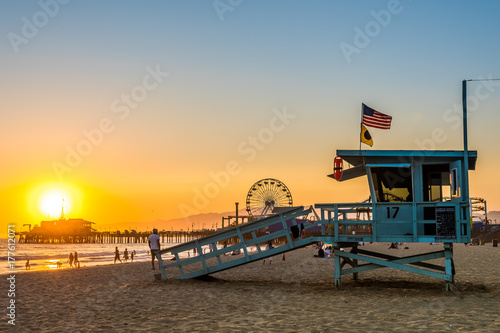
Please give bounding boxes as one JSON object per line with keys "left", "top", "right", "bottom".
{"left": 355, "top": 248, "right": 445, "bottom": 271}
{"left": 337, "top": 250, "right": 452, "bottom": 281}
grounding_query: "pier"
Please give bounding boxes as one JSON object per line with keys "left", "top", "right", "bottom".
{"left": 16, "top": 229, "right": 218, "bottom": 244}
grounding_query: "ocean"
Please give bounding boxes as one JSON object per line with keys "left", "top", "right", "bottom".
{"left": 0, "top": 239, "right": 183, "bottom": 275}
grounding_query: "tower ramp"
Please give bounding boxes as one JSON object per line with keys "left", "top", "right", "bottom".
{"left": 156, "top": 206, "right": 330, "bottom": 280}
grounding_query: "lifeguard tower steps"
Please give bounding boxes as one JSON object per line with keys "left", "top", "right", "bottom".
{"left": 156, "top": 206, "right": 325, "bottom": 280}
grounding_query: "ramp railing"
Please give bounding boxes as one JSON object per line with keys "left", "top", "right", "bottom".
{"left": 316, "top": 201, "right": 471, "bottom": 244}
{"left": 156, "top": 206, "right": 323, "bottom": 280}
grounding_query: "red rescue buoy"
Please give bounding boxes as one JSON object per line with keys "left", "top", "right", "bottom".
{"left": 333, "top": 156, "right": 343, "bottom": 181}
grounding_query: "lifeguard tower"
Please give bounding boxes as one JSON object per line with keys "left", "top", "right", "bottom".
{"left": 315, "top": 81, "right": 478, "bottom": 289}
{"left": 316, "top": 149, "right": 476, "bottom": 289}
{"left": 155, "top": 81, "right": 479, "bottom": 290}
{"left": 155, "top": 148, "right": 475, "bottom": 289}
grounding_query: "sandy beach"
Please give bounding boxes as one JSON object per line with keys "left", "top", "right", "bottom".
{"left": 5, "top": 242, "right": 499, "bottom": 332}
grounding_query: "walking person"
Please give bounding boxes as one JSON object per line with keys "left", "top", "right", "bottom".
{"left": 69, "top": 252, "right": 74, "bottom": 268}
{"left": 74, "top": 251, "right": 79, "bottom": 268}
{"left": 124, "top": 248, "right": 129, "bottom": 263}
{"left": 114, "top": 247, "right": 122, "bottom": 264}
{"left": 148, "top": 228, "right": 161, "bottom": 269}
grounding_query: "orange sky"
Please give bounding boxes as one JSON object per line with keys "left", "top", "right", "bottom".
{"left": 1, "top": 2, "right": 500, "bottom": 238}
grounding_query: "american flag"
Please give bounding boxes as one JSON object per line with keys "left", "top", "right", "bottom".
{"left": 362, "top": 104, "right": 392, "bottom": 130}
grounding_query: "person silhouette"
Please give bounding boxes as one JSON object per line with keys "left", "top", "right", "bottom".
{"left": 114, "top": 247, "right": 122, "bottom": 264}
{"left": 148, "top": 229, "right": 161, "bottom": 269}
{"left": 124, "top": 248, "right": 129, "bottom": 263}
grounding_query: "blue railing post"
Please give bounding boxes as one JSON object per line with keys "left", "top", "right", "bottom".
{"left": 412, "top": 202, "right": 417, "bottom": 242}
{"left": 334, "top": 205, "right": 339, "bottom": 242}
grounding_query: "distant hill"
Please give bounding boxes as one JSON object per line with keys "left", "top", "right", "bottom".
{"left": 95, "top": 209, "right": 248, "bottom": 232}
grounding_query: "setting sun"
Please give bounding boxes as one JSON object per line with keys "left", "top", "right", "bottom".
{"left": 27, "top": 183, "right": 82, "bottom": 220}
{"left": 39, "top": 191, "right": 69, "bottom": 218}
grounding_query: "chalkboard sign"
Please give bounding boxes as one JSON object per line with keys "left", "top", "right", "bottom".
{"left": 436, "top": 207, "right": 456, "bottom": 240}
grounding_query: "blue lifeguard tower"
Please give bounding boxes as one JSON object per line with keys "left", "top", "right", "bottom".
{"left": 155, "top": 148, "right": 475, "bottom": 289}
{"left": 155, "top": 81, "right": 477, "bottom": 290}
{"left": 316, "top": 149, "right": 476, "bottom": 289}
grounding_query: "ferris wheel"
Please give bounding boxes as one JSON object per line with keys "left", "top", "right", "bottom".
{"left": 246, "top": 178, "right": 293, "bottom": 219}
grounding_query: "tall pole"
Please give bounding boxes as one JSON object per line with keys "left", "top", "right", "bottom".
{"left": 235, "top": 202, "right": 239, "bottom": 226}
{"left": 484, "top": 200, "right": 488, "bottom": 228}
{"left": 359, "top": 123, "right": 362, "bottom": 150}
{"left": 462, "top": 78, "right": 500, "bottom": 228}
{"left": 462, "top": 80, "right": 470, "bottom": 203}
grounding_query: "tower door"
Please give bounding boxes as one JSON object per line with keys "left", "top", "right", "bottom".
{"left": 450, "top": 160, "right": 462, "bottom": 202}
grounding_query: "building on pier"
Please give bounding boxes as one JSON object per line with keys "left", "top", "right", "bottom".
{"left": 19, "top": 217, "right": 97, "bottom": 243}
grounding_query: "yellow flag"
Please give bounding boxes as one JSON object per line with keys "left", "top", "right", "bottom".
{"left": 361, "top": 124, "right": 373, "bottom": 147}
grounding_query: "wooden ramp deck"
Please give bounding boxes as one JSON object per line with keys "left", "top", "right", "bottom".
{"left": 156, "top": 206, "right": 328, "bottom": 280}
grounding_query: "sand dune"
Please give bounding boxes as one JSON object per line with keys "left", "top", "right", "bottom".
{"left": 4, "top": 243, "right": 499, "bottom": 332}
